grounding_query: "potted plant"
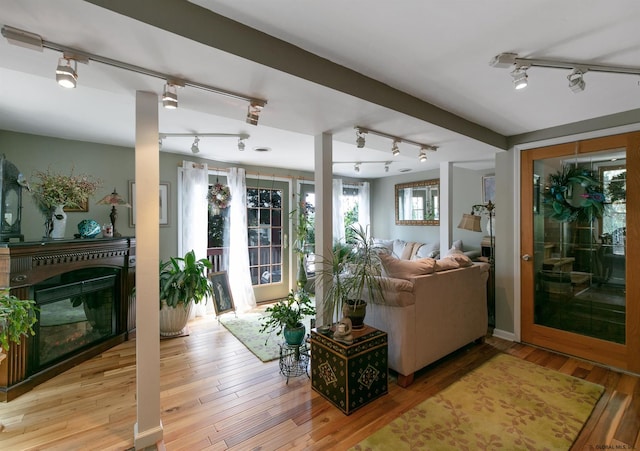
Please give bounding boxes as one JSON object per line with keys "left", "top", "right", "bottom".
{"left": 317, "top": 224, "right": 386, "bottom": 329}
{"left": 0, "top": 292, "right": 38, "bottom": 352}
{"left": 259, "top": 288, "right": 316, "bottom": 345}
{"left": 31, "top": 168, "right": 101, "bottom": 239}
{"left": 158, "top": 249, "right": 214, "bottom": 337}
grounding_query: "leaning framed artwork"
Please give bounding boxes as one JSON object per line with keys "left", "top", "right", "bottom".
{"left": 210, "top": 271, "right": 235, "bottom": 316}
{"left": 482, "top": 175, "right": 496, "bottom": 204}
{"left": 128, "top": 181, "right": 170, "bottom": 227}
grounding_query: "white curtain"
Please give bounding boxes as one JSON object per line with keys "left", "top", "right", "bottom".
{"left": 332, "top": 178, "right": 345, "bottom": 243}
{"left": 357, "top": 181, "right": 370, "bottom": 233}
{"left": 227, "top": 168, "right": 256, "bottom": 312}
{"left": 178, "top": 161, "right": 210, "bottom": 316}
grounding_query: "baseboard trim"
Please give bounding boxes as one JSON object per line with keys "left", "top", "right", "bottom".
{"left": 492, "top": 328, "right": 516, "bottom": 341}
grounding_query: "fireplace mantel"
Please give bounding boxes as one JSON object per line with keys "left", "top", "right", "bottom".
{"left": 0, "top": 237, "right": 136, "bottom": 401}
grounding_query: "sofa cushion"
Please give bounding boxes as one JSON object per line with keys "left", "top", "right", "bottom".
{"left": 435, "top": 248, "right": 474, "bottom": 271}
{"left": 380, "top": 253, "right": 436, "bottom": 279}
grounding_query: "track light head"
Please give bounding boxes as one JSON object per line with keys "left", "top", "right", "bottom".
{"left": 354, "top": 163, "right": 360, "bottom": 173}
{"left": 568, "top": 68, "right": 586, "bottom": 93}
{"left": 356, "top": 129, "right": 366, "bottom": 148}
{"left": 419, "top": 149, "right": 427, "bottom": 163}
{"left": 162, "top": 83, "right": 178, "bottom": 109}
{"left": 191, "top": 136, "right": 200, "bottom": 153}
{"left": 238, "top": 138, "right": 246, "bottom": 151}
{"left": 391, "top": 141, "right": 400, "bottom": 156}
{"left": 246, "top": 101, "right": 264, "bottom": 126}
{"left": 384, "top": 161, "right": 391, "bottom": 173}
{"left": 56, "top": 57, "right": 77, "bottom": 88}
{"left": 511, "top": 66, "right": 528, "bottom": 90}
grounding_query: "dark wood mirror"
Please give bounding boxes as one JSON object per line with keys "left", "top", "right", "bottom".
{"left": 395, "top": 179, "right": 439, "bottom": 225}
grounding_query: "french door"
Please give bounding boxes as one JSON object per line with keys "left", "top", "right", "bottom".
{"left": 246, "top": 178, "right": 290, "bottom": 303}
{"left": 520, "top": 132, "right": 640, "bottom": 372}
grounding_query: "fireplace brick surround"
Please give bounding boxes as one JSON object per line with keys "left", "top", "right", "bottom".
{"left": 0, "top": 237, "right": 136, "bottom": 401}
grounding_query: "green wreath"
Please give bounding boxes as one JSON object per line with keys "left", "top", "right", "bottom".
{"left": 543, "top": 166, "right": 604, "bottom": 222}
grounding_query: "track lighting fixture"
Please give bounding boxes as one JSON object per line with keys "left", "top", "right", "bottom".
{"left": 246, "top": 101, "right": 265, "bottom": 126}
{"left": 384, "top": 161, "right": 391, "bottom": 173}
{"left": 356, "top": 129, "right": 367, "bottom": 148}
{"left": 567, "top": 69, "right": 586, "bottom": 93}
{"left": 391, "top": 140, "right": 400, "bottom": 157}
{"left": 2, "top": 25, "right": 267, "bottom": 120}
{"left": 419, "top": 149, "right": 427, "bottom": 163}
{"left": 159, "top": 132, "right": 250, "bottom": 154}
{"left": 354, "top": 163, "right": 361, "bottom": 173}
{"left": 162, "top": 83, "right": 178, "bottom": 109}
{"left": 354, "top": 126, "right": 438, "bottom": 157}
{"left": 491, "top": 52, "right": 640, "bottom": 92}
{"left": 56, "top": 57, "right": 78, "bottom": 88}
{"left": 510, "top": 66, "right": 528, "bottom": 90}
{"left": 191, "top": 136, "right": 200, "bottom": 153}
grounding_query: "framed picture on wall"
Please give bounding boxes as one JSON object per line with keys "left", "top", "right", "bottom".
{"left": 210, "top": 271, "right": 235, "bottom": 316}
{"left": 64, "top": 199, "right": 89, "bottom": 213}
{"left": 128, "top": 181, "right": 170, "bottom": 227}
{"left": 482, "top": 175, "right": 495, "bottom": 204}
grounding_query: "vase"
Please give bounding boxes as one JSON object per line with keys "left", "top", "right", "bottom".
{"left": 50, "top": 204, "right": 67, "bottom": 239}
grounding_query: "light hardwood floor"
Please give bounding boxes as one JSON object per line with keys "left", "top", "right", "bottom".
{"left": 0, "top": 313, "right": 639, "bottom": 450}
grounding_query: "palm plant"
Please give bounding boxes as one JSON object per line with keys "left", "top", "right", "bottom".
{"left": 316, "top": 224, "right": 386, "bottom": 326}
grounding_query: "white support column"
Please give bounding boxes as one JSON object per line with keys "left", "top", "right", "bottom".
{"left": 439, "top": 161, "right": 454, "bottom": 257}
{"left": 133, "top": 91, "right": 163, "bottom": 449}
{"left": 314, "top": 133, "right": 333, "bottom": 326}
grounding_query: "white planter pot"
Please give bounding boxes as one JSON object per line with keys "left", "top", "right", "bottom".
{"left": 159, "top": 300, "right": 194, "bottom": 337}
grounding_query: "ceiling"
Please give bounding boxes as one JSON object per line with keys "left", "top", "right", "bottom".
{"left": 1, "top": 1, "right": 639, "bottom": 179}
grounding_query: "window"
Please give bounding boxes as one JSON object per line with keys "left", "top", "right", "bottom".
{"left": 247, "top": 187, "right": 283, "bottom": 285}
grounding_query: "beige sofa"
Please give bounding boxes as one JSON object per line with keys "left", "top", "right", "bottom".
{"left": 364, "top": 249, "right": 489, "bottom": 387}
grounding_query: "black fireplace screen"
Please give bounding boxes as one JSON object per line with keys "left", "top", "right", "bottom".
{"left": 34, "top": 268, "right": 118, "bottom": 370}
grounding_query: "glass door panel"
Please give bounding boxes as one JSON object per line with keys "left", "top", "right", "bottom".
{"left": 532, "top": 150, "right": 626, "bottom": 343}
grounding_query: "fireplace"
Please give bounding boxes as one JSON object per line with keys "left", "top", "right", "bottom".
{"left": 33, "top": 268, "right": 118, "bottom": 372}
{"left": 0, "top": 237, "right": 135, "bottom": 401}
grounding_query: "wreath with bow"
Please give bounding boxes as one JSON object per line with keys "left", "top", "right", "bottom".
{"left": 208, "top": 183, "right": 231, "bottom": 209}
{"left": 543, "top": 166, "right": 604, "bottom": 222}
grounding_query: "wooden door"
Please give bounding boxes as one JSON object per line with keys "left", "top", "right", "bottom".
{"left": 520, "top": 132, "right": 640, "bottom": 373}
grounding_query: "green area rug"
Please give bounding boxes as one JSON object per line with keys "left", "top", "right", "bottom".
{"left": 352, "top": 353, "right": 604, "bottom": 451}
{"left": 219, "top": 309, "right": 312, "bottom": 362}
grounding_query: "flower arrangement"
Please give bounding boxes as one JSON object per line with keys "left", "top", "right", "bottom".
{"left": 32, "top": 168, "right": 101, "bottom": 210}
{"left": 207, "top": 183, "right": 231, "bottom": 209}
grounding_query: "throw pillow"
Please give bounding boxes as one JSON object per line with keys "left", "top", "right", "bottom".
{"left": 380, "top": 253, "right": 436, "bottom": 280}
{"left": 414, "top": 241, "right": 440, "bottom": 259}
{"left": 436, "top": 248, "right": 474, "bottom": 271}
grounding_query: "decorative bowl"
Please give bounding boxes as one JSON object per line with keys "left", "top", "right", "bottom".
{"left": 77, "top": 219, "right": 101, "bottom": 238}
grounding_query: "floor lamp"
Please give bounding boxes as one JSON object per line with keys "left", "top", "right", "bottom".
{"left": 458, "top": 200, "right": 496, "bottom": 328}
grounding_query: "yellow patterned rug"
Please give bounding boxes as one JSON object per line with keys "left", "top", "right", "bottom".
{"left": 352, "top": 353, "right": 604, "bottom": 451}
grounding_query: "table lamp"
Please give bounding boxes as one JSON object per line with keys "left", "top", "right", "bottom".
{"left": 96, "top": 188, "right": 131, "bottom": 237}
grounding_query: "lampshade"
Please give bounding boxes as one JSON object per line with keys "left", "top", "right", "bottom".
{"left": 97, "top": 189, "right": 131, "bottom": 207}
{"left": 457, "top": 213, "right": 482, "bottom": 232}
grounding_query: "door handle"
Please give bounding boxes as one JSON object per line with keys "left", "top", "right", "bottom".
{"left": 521, "top": 254, "right": 531, "bottom": 261}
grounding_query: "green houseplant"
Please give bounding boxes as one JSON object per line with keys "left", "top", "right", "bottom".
{"left": 158, "top": 249, "right": 214, "bottom": 337}
{"left": 317, "top": 224, "right": 386, "bottom": 329}
{"left": 0, "top": 292, "right": 38, "bottom": 352}
{"left": 290, "top": 197, "right": 315, "bottom": 288}
{"left": 259, "top": 288, "right": 315, "bottom": 345}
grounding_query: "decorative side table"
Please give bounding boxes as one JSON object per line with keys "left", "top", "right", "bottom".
{"left": 310, "top": 325, "right": 388, "bottom": 415}
{"left": 278, "top": 342, "right": 310, "bottom": 384}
